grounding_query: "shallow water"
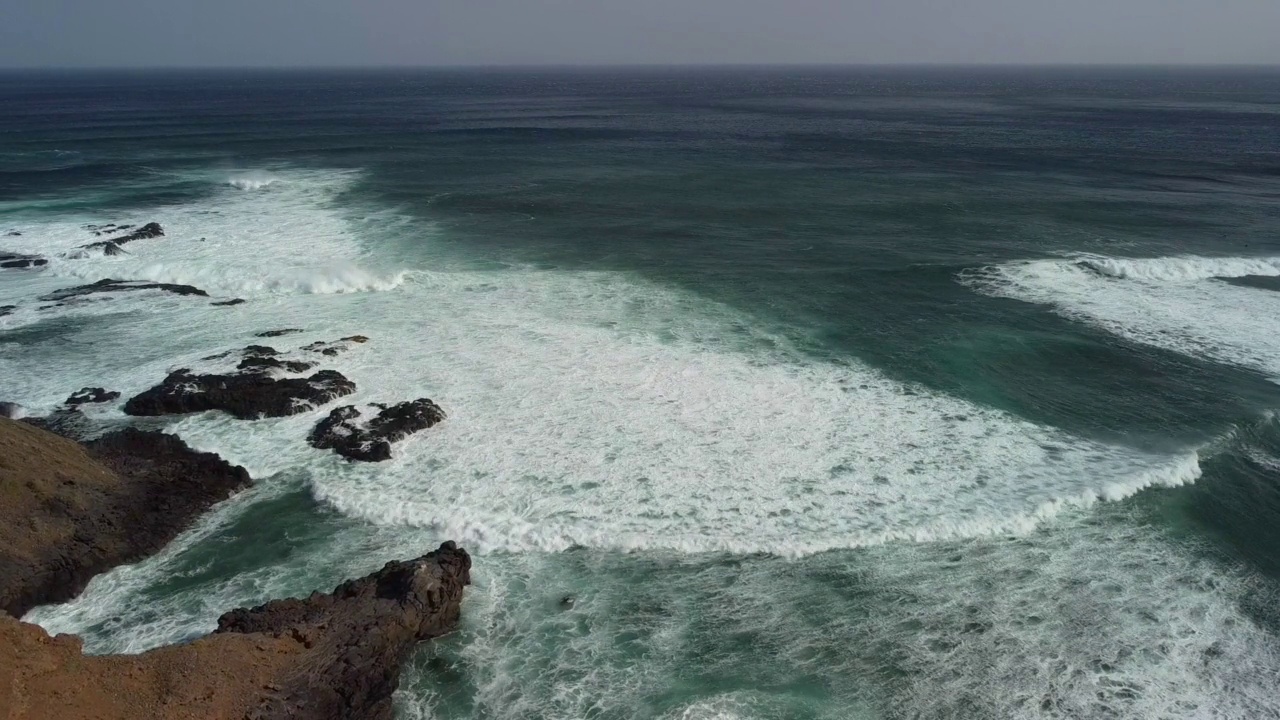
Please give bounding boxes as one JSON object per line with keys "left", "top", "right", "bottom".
{"left": 4, "top": 67, "right": 1280, "bottom": 719}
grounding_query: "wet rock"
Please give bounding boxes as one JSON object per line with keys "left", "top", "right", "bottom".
{"left": 80, "top": 222, "right": 163, "bottom": 251}
{"left": 40, "top": 278, "right": 209, "bottom": 302}
{"left": 309, "top": 398, "right": 446, "bottom": 462}
{"left": 0, "top": 420, "right": 252, "bottom": 618}
{"left": 212, "top": 298, "right": 246, "bottom": 307}
{"left": 257, "top": 329, "right": 304, "bottom": 338}
{"left": 215, "top": 542, "right": 471, "bottom": 720}
{"left": 65, "top": 388, "right": 122, "bottom": 407}
{"left": 0, "top": 305, "right": 14, "bottom": 318}
{"left": 5, "top": 231, "right": 19, "bottom": 236}
{"left": 100, "top": 242, "right": 127, "bottom": 256}
{"left": 0, "top": 253, "right": 48, "bottom": 269}
{"left": 236, "top": 345, "right": 316, "bottom": 374}
{"left": 124, "top": 368, "right": 355, "bottom": 420}
{"left": 0, "top": 402, "right": 25, "bottom": 419}
{"left": 303, "top": 335, "right": 370, "bottom": 357}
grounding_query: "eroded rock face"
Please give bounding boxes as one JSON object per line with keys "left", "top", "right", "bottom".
{"left": 216, "top": 542, "right": 471, "bottom": 720}
{"left": 41, "top": 278, "right": 209, "bottom": 302}
{"left": 65, "top": 388, "right": 122, "bottom": 406}
{"left": 309, "top": 399, "right": 447, "bottom": 462}
{"left": 124, "top": 368, "right": 355, "bottom": 420}
{"left": 0, "top": 543, "right": 470, "bottom": 720}
{"left": 0, "top": 420, "right": 252, "bottom": 618}
{"left": 0, "top": 253, "right": 48, "bottom": 269}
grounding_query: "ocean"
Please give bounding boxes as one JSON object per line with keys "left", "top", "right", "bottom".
{"left": 3, "top": 66, "right": 1280, "bottom": 719}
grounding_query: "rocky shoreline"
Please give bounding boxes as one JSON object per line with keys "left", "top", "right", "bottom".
{"left": 1, "top": 219, "right": 467, "bottom": 718}
{"left": 0, "top": 418, "right": 470, "bottom": 719}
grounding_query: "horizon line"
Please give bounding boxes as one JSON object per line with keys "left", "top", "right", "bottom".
{"left": 3, "top": 61, "right": 1280, "bottom": 72}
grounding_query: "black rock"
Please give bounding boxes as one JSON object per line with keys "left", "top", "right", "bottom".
{"left": 40, "top": 278, "right": 208, "bottom": 302}
{"left": 125, "top": 368, "right": 356, "bottom": 420}
{"left": 303, "top": 336, "right": 371, "bottom": 357}
{"left": 0, "top": 253, "right": 48, "bottom": 270}
{"left": 100, "top": 243, "right": 127, "bottom": 256}
{"left": 78, "top": 222, "right": 163, "bottom": 251}
{"left": 65, "top": 387, "right": 122, "bottom": 406}
{"left": 256, "top": 329, "right": 304, "bottom": 338}
{"left": 236, "top": 345, "right": 316, "bottom": 374}
{"left": 0, "top": 305, "right": 14, "bottom": 318}
{"left": 212, "top": 298, "right": 247, "bottom": 307}
{"left": 5, "top": 231, "right": 19, "bottom": 237}
{"left": 309, "top": 398, "right": 446, "bottom": 462}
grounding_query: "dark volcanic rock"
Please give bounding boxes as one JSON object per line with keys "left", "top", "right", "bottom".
{"left": 0, "top": 253, "right": 48, "bottom": 269}
{"left": 212, "top": 298, "right": 247, "bottom": 307}
{"left": 309, "top": 398, "right": 446, "bottom": 462}
{"left": 236, "top": 345, "right": 316, "bottom": 374}
{"left": 257, "top": 328, "right": 304, "bottom": 338}
{"left": 303, "top": 335, "right": 371, "bottom": 357}
{"left": 0, "top": 420, "right": 251, "bottom": 618}
{"left": 216, "top": 542, "right": 471, "bottom": 720}
{"left": 41, "top": 278, "right": 209, "bottom": 302}
{"left": 65, "top": 388, "right": 122, "bottom": 407}
{"left": 124, "top": 368, "right": 355, "bottom": 420}
{"left": 80, "top": 222, "right": 163, "bottom": 252}
{"left": 0, "top": 305, "right": 14, "bottom": 318}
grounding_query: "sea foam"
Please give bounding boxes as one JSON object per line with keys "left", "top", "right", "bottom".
{"left": 964, "top": 254, "right": 1280, "bottom": 380}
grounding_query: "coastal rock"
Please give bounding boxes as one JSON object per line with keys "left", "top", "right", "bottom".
{"left": 236, "top": 345, "right": 317, "bottom": 374}
{"left": 303, "top": 335, "right": 370, "bottom": 357}
{"left": 0, "top": 304, "right": 14, "bottom": 318}
{"left": 0, "top": 419, "right": 251, "bottom": 618}
{"left": 41, "top": 278, "right": 209, "bottom": 302}
{"left": 124, "top": 367, "right": 355, "bottom": 420}
{"left": 257, "top": 328, "right": 304, "bottom": 338}
{"left": 5, "top": 231, "right": 19, "bottom": 236}
{"left": 309, "top": 399, "right": 446, "bottom": 462}
{"left": 80, "top": 222, "right": 163, "bottom": 251}
{"left": 0, "top": 252, "right": 48, "bottom": 269}
{"left": 212, "top": 298, "right": 247, "bottom": 306}
{"left": 65, "top": 387, "right": 122, "bottom": 406}
{"left": 0, "top": 402, "right": 25, "bottom": 419}
{"left": 0, "top": 543, "right": 469, "bottom": 720}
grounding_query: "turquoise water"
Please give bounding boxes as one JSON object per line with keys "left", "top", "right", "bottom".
{"left": 3, "top": 67, "right": 1280, "bottom": 718}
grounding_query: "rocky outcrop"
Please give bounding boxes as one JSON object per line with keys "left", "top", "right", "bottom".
{"left": 257, "top": 328, "right": 304, "bottom": 338}
{"left": 214, "top": 542, "right": 471, "bottom": 720}
{"left": 124, "top": 367, "right": 355, "bottom": 420}
{"left": 310, "top": 399, "right": 447, "bottom": 462}
{"left": 80, "top": 222, "right": 163, "bottom": 251}
{"left": 65, "top": 388, "right": 121, "bottom": 407}
{"left": 304, "top": 335, "right": 370, "bottom": 357}
{"left": 0, "top": 253, "right": 47, "bottom": 269}
{"left": 236, "top": 345, "right": 317, "bottom": 374}
{"left": 212, "top": 298, "right": 247, "bottom": 307}
{"left": 0, "top": 419, "right": 252, "bottom": 618}
{"left": 41, "top": 278, "right": 209, "bottom": 303}
{"left": 0, "top": 542, "right": 469, "bottom": 720}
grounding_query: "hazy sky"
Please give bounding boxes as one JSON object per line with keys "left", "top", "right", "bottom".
{"left": 2, "top": 0, "right": 1279, "bottom": 68}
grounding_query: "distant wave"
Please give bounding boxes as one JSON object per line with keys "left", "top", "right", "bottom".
{"left": 1075, "top": 254, "right": 1280, "bottom": 282}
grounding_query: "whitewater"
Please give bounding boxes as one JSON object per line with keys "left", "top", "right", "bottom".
{"left": 0, "top": 166, "right": 1274, "bottom": 719}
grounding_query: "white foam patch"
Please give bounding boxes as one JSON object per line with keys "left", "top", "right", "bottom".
{"left": 964, "top": 254, "right": 1280, "bottom": 380}
{"left": 296, "top": 268, "right": 1202, "bottom": 557}
{"left": 394, "top": 516, "right": 1280, "bottom": 720}
{"left": 0, "top": 168, "right": 405, "bottom": 312}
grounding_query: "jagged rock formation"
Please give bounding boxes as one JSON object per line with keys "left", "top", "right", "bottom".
{"left": 124, "top": 367, "right": 354, "bottom": 420}
{"left": 0, "top": 543, "right": 469, "bottom": 720}
{"left": 81, "top": 222, "right": 163, "bottom": 251}
{"left": 64, "top": 388, "right": 121, "bottom": 407}
{"left": 41, "top": 278, "right": 209, "bottom": 303}
{"left": 309, "top": 399, "right": 447, "bottom": 462}
{"left": 0, "top": 253, "right": 47, "bottom": 269}
{"left": 0, "top": 419, "right": 252, "bottom": 618}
